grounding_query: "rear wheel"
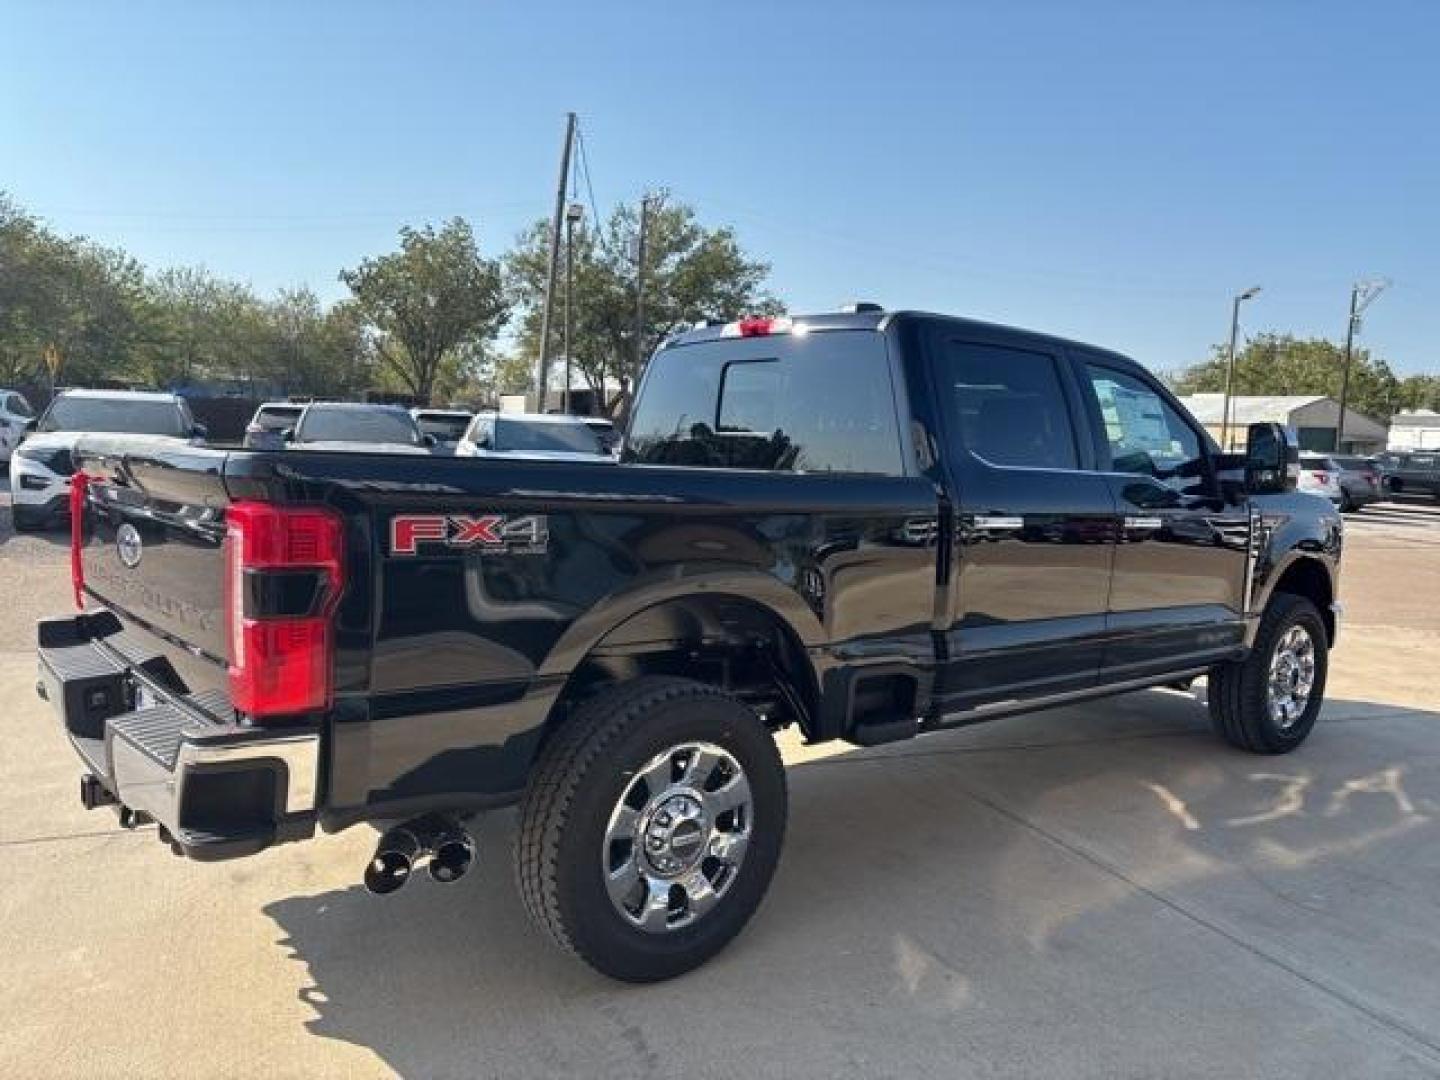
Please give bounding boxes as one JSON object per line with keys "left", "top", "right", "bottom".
{"left": 1208, "top": 593, "right": 1328, "bottom": 753}
{"left": 515, "top": 676, "right": 787, "bottom": 982}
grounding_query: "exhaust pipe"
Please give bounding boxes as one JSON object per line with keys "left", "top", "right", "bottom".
{"left": 364, "top": 826, "right": 422, "bottom": 895}
{"left": 428, "top": 828, "right": 476, "bottom": 884}
{"left": 363, "top": 816, "right": 478, "bottom": 894}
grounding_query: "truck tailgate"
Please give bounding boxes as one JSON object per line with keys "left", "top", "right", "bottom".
{"left": 74, "top": 436, "right": 233, "bottom": 702}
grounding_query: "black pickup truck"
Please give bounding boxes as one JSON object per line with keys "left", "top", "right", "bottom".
{"left": 38, "top": 307, "right": 1342, "bottom": 981}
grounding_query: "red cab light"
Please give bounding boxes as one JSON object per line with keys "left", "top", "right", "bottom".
{"left": 225, "top": 501, "right": 344, "bottom": 718}
{"left": 723, "top": 315, "right": 795, "bottom": 338}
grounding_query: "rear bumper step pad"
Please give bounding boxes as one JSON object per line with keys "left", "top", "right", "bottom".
{"left": 37, "top": 610, "right": 319, "bottom": 861}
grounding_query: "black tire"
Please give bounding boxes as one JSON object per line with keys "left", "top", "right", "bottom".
{"left": 515, "top": 676, "right": 787, "bottom": 982}
{"left": 1208, "top": 593, "right": 1328, "bottom": 754}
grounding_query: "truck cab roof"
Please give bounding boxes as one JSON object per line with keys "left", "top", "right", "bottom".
{"left": 661, "top": 307, "right": 1138, "bottom": 373}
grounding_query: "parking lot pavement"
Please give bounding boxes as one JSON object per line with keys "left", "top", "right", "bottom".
{"left": 3, "top": 488, "right": 1440, "bottom": 1078}
{"left": 1343, "top": 498, "right": 1440, "bottom": 547}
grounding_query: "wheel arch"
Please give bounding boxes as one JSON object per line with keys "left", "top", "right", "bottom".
{"left": 535, "top": 571, "right": 827, "bottom": 746}
{"left": 1262, "top": 554, "right": 1336, "bottom": 644}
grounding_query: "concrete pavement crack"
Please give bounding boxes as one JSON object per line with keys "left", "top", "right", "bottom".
{"left": 0, "top": 826, "right": 152, "bottom": 847}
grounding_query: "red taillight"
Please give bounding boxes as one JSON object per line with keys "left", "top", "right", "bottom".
{"left": 225, "top": 501, "right": 344, "bottom": 719}
{"left": 1313, "top": 471, "right": 1329, "bottom": 483}
{"left": 69, "top": 473, "right": 90, "bottom": 610}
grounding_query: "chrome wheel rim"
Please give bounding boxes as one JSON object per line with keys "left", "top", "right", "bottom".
{"left": 602, "top": 741, "right": 752, "bottom": 934}
{"left": 1267, "top": 624, "right": 1316, "bottom": 730}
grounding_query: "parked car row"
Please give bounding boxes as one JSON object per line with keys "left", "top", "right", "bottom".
{"left": 4, "top": 389, "right": 623, "bottom": 531}
{"left": 1377, "top": 450, "right": 1440, "bottom": 500}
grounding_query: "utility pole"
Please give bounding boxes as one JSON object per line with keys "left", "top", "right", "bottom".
{"left": 1219, "top": 285, "right": 1262, "bottom": 452}
{"left": 1335, "top": 278, "right": 1389, "bottom": 452}
{"left": 631, "top": 193, "right": 656, "bottom": 396}
{"left": 536, "top": 112, "right": 577, "bottom": 413}
{"left": 562, "top": 201, "right": 583, "bottom": 414}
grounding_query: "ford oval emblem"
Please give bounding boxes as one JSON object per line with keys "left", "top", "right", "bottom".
{"left": 116, "top": 524, "right": 143, "bottom": 569}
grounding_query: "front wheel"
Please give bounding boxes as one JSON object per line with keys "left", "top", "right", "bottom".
{"left": 515, "top": 676, "right": 787, "bottom": 982}
{"left": 1208, "top": 593, "right": 1328, "bottom": 753}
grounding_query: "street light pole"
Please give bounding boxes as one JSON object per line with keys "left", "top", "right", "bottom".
{"left": 563, "top": 202, "right": 583, "bottom": 414}
{"left": 1335, "top": 278, "right": 1389, "bottom": 452}
{"left": 1219, "top": 285, "right": 1262, "bottom": 452}
{"left": 537, "top": 112, "right": 577, "bottom": 413}
{"left": 631, "top": 193, "right": 653, "bottom": 397}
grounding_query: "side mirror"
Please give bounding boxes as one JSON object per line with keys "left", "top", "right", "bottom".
{"left": 281, "top": 427, "right": 296, "bottom": 443}
{"left": 423, "top": 433, "right": 438, "bottom": 448}
{"left": 191, "top": 423, "right": 208, "bottom": 442}
{"left": 24, "top": 418, "right": 38, "bottom": 434}
{"left": 1245, "top": 422, "right": 1295, "bottom": 494}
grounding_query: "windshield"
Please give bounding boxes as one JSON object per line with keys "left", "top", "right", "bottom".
{"left": 39, "top": 395, "right": 187, "bottom": 436}
{"left": 416, "top": 413, "right": 472, "bottom": 440}
{"left": 494, "top": 419, "right": 603, "bottom": 454}
{"left": 297, "top": 406, "right": 421, "bottom": 445}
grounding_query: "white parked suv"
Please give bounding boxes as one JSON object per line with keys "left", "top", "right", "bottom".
{"left": 0, "top": 390, "right": 37, "bottom": 465}
{"left": 1296, "top": 453, "right": 1344, "bottom": 506}
{"left": 11, "top": 389, "right": 205, "bottom": 531}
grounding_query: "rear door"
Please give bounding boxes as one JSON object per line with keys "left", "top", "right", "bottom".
{"left": 1071, "top": 356, "right": 1251, "bottom": 681}
{"left": 928, "top": 333, "right": 1117, "bottom": 716}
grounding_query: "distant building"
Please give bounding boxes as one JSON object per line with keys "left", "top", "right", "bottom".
{"left": 1177, "top": 393, "right": 1388, "bottom": 454}
{"left": 1388, "top": 409, "right": 1440, "bottom": 452}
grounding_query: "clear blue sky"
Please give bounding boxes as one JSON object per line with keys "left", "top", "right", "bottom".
{"left": 4, "top": 0, "right": 1436, "bottom": 375}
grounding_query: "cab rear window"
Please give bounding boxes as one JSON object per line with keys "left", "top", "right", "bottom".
{"left": 626, "top": 331, "right": 904, "bottom": 475}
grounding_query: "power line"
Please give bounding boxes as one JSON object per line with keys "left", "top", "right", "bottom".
{"left": 573, "top": 122, "right": 607, "bottom": 252}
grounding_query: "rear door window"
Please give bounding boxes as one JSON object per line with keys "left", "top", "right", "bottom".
{"left": 627, "top": 331, "right": 904, "bottom": 474}
{"left": 939, "top": 342, "right": 1079, "bottom": 470}
{"left": 255, "top": 406, "right": 301, "bottom": 431}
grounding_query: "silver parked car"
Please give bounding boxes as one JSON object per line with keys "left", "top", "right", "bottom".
{"left": 1329, "top": 454, "right": 1383, "bottom": 513}
{"left": 286, "top": 402, "right": 433, "bottom": 454}
{"left": 455, "top": 412, "right": 613, "bottom": 463}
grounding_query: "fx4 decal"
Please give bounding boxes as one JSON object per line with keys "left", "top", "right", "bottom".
{"left": 390, "top": 514, "right": 549, "bottom": 556}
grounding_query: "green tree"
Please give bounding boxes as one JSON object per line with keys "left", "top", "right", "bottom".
{"left": 1396, "top": 374, "right": 1440, "bottom": 412}
{"left": 1170, "top": 333, "right": 1403, "bottom": 421}
{"left": 506, "top": 198, "right": 780, "bottom": 411}
{"left": 0, "top": 194, "right": 147, "bottom": 386}
{"left": 340, "top": 219, "right": 508, "bottom": 404}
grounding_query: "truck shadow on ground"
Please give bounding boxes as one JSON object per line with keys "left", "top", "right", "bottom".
{"left": 263, "top": 691, "right": 1440, "bottom": 1078}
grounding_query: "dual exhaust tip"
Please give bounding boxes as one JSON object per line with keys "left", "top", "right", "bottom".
{"left": 364, "top": 818, "right": 476, "bottom": 895}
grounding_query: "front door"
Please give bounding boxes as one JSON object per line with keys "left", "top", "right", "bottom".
{"left": 1072, "top": 355, "right": 1251, "bottom": 682}
{"left": 928, "top": 335, "right": 1117, "bottom": 717}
